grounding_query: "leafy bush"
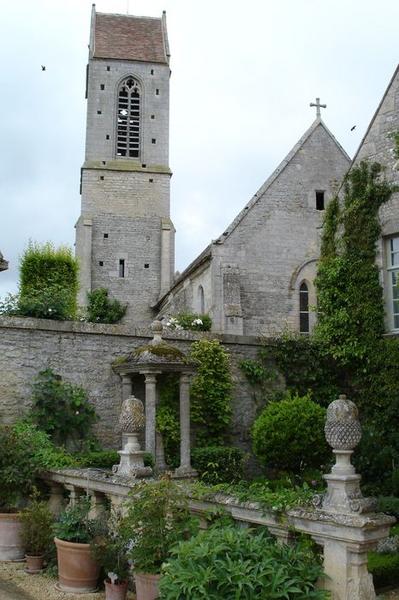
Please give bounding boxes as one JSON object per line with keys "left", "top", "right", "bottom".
{"left": 368, "top": 551, "right": 399, "bottom": 590}
{"left": 252, "top": 392, "right": 329, "bottom": 474}
{"left": 191, "top": 446, "right": 245, "bottom": 484}
{"left": 11, "top": 421, "right": 76, "bottom": 469}
{"left": 30, "top": 369, "right": 97, "bottom": 448}
{"left": 0, "top": 425, "right": 43, "bottom": 510}
{"left": 377, "top": 496, "right": 399, "bottom": 520}
{"left": 189, "top": 478, "right": 316, "bottom": 513}
{"left": 124, "top": 478, "right": 199, "bottom": 574}
{"left": 160, "top": 526, "right": 327, "bottom": 599}
{"left": 165, "top": 313, "right": 212, "bottom": 331}
{"left": 91, "top": 508, "right": 130, "bottom": 584}
{"left": 54, "top": 496, "right": 104, "bottom": 543}
{"left": 189, "top": 339, "right": 232, "bottom": 445}
{"left": 18, "top": 242, "right": 79, "bottom": 320}
{"left": 86, "top": 288, "right": 127, "bottom": 324}
{"left": 20, "top": 491, "right": 54, "bottom": 555}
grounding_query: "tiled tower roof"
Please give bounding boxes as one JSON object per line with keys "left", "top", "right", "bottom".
{"left": 93, "top": 11, "right": 169, "bottom": 64}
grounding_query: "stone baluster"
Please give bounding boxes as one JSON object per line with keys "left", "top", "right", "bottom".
{"left": 47, "top": 482, "right": 65, "bottom": 516}
{"left": 88, "top": 491, "right": 107, "bottom": 518}
{"left": 64, "top": 484, "right": 82, "bottom": 507}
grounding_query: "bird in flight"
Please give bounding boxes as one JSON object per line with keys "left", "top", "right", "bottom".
{"left": 350, "top": 125, "right": 356, "bottom": 131}
{"left": 41, "top": 65, "right": 46, "bottom": 71}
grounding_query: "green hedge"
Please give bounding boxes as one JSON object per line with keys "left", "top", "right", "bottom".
{"left": 75, "top": 449, "right": 154, "bottom": 470}
{"left": 368, "top": 551, "right": 399, "bottom": 589}
{"left": 19, "top": 242, "right": 79, "bottom": 320}
{"left": 191, "top": 446, "right": 245, "bottom": 484}
{"left": 377, "top": 496, "right": 399, "bottom": 520}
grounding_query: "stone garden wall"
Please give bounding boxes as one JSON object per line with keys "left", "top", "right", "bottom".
{"left": 0, "top": 316, "right": 279, "bottom": 453}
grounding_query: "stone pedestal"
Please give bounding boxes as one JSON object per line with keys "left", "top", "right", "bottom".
{"left": 116, "top": 433, "right": 151, "bottom": 478}
{"left": 289, "top": 394, "right": 395, "bottom": 599}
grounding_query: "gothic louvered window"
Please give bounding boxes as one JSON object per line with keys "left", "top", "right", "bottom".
{"left": 116, "top": 77, "right": 141, "bottom": 158}
{"left": 299, "top": 282, "right": 310, "bottom": 334}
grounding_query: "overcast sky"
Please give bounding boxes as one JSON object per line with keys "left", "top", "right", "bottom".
{"left": 1, "top": 0, "right": 398, "bottom": 297}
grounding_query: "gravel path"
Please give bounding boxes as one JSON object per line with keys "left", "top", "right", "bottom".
{"left": 0, "top": 562, "right": 136, "bottom": 600}
{"left": 1, "top": 561, "right": 398, "bottom": 599}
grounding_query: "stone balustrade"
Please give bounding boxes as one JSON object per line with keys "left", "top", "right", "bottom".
{"left": 42, "top": 394, "right": 396, "bottom": 599}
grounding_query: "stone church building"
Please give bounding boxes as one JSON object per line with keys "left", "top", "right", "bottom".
{"left": 75, "top": 7, "right": 399, "bottom": 337}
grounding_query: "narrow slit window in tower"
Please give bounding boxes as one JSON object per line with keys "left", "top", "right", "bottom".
{"left": 116, "top": 77, "right": 141, "bottom": 158}
{"left": 299, "top": 282, "right": 310, "bottom": 334}
{"left": 316, "top": 191, "right": 325, "bottom": 210}
{"left": 119, "top": 259, "right": 125, "bottom": 278}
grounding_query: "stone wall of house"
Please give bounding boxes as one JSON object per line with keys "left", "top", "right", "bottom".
{"left": 0, "top": 316, "right": 282, "bottom": 459}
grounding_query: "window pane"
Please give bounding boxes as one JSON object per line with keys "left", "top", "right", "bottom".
{"left": 300, "top": 312, "right": 309, "bottom": 333}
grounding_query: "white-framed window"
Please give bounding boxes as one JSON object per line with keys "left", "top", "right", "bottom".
{"left": 116, "top": 77, "right": 141, "bottom": 158}
{"left": 387, "top": 236, "right": 399, "bottom": 330}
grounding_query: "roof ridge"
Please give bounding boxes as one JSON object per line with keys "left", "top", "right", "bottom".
{"left": 96, "top": 12, "right": 162, "bottom": 21}
{"left": 351, "top": 63, "right": 399, "bottom": 166}
{"left": 215, "top": 119, "right": 350, "bottom": 243}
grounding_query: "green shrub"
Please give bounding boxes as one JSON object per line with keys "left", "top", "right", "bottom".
{"left": 166, "top": 313, "right": 212, "bottom": 331}
{"left": 160, "top": 526, "right": 327, "bottom": 599}
{"left": 19, "top": 242, "right": 78, "bottom": 320}
{"left": 30, "top": 369, "right": 97, "bottom": 448}
{"left": 54, "top": 496, "right": 105, "bottom": 543}
{"left": 11, "top": 421, "right": 76, "bottom": 469}
{"left": 86, "top": 288, "right": 127, "bottom": 324}
{"left": 124, "top": 478, "right": 199, "bottom": 574}
{"left": 191, "top": 446, "right": 245, "bottom": 484}
{"left": 377, "top": 496, "right": 399, "bottom": 519}
{"left": 368, "top": 551, "right": 399, "bottom": 590}
{"left": 252, "top": 392, "right": 329, "bottom": 474}
{"left": 20, "top": 491, "right": 54, "bottom": 555}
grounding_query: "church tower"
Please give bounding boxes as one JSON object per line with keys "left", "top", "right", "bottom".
{"left": 75, "top": 6, "right": 174, "bottom": 323}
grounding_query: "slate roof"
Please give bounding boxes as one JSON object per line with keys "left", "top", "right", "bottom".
{"left": 92, "top": 11, "right": 169, "bottom": 64}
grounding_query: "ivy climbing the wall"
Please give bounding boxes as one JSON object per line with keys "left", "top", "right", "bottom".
{"left": 156, "top": 339, "right": 233, "bottom": 466}
{"left": 315, "top": 161, "right": 394, "bottom": 363}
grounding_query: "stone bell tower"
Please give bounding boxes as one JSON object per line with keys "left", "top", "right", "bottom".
{"left": 75, "top": 5, "right": 175, "bottom": 323}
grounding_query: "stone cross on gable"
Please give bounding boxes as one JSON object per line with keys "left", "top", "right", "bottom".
{"left": 310, "top": 97, "right": 327, "bottom": 118}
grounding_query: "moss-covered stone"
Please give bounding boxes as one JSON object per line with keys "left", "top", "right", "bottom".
{"left": 133, "top": 343, "right": 186, "bottom": 361}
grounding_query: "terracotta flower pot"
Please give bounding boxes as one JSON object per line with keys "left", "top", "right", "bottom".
{"left": 105, "top": 579, "right": 128, "bottom": 600}
{"left": 25, "top": 554, "right": 44, "bottom": 573}
{"left": 134, "top": 572, "right": 161, "bottom": 600}
{"left": 0, "top": 513, "right": 24, "bottom": 561}
{"left": 54, "top": 537, "right": 100, "bottom": 593}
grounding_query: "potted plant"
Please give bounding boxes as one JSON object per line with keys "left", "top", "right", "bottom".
{"left": 0, "top": 425, "right": 42, "bottom": 561}
{"left": 91, "top": 508, "right": 131, "bottom": 600}
{"left": 54, "top": 496, "right": 104, "bottom": 593}
{"left": 20, "top": 490, "right": 54, "bottom": 573}
{"left": 124, "top": 477, "right": 198, "bottom": 600}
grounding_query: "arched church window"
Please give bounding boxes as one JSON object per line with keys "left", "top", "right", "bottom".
{"left": 198, "top": 285, "right": 205, "bottom": 314}
{"left": 299, "top": 281, "right": 309, "bottom": 334}
{"left": 116, "top": 77, "right": 141, "bottom": 158}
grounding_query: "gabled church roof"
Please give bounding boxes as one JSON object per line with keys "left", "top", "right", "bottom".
{"left": 352, "top": 63, "right": 399, "bottom": 165}
{"left": 91, "top": 8, "right": 170, "bottom": 64}
{"left": 156, "top": 118, "right": 350, "bottom": 306}
{"left": 217, "top": 118, "right": 350, "bottom": 244}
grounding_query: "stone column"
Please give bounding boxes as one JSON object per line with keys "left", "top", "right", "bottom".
{"left": 47, "top": 482, "right": 65, "bottom": 516}
{"left": 175, "top": 373, "right": 196, "bottom": 477}
{"left": 121, "top": 375, "right": 132, "bottom": 400}
{"left": 143, "top": 372, "right": 158, "bottom": 458}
